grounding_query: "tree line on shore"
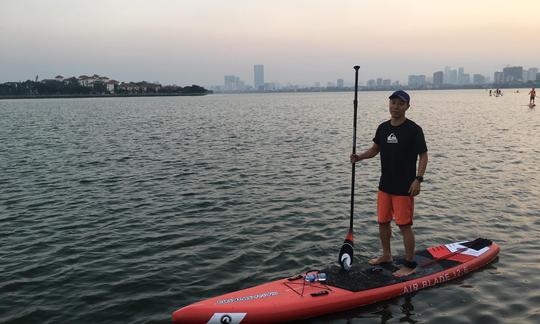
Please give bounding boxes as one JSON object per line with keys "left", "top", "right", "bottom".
{"left": 0, "top": 79, "right": 209, "bottom": 97}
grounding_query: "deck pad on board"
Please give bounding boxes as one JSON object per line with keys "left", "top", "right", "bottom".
{"left": 322, "top": 252, "right": 457, "bottom": 292}
{"left": 323, "top": 238, "right": 493, "bottom": 292}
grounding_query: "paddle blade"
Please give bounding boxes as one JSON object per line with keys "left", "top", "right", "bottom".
{"left": 338, "top": 231, "right": 354, "bottom": 271}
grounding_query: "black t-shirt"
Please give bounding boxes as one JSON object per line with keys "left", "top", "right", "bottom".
{"left": 373, "top": 119, "right": 427, "bottom": 196}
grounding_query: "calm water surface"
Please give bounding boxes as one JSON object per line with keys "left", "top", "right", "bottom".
{"left": 1, "top": 91, "right": 539, "bottom": 323}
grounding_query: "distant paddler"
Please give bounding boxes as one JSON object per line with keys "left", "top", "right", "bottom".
{"left": 529, "top": 88, "right": 536, "bottom": 105}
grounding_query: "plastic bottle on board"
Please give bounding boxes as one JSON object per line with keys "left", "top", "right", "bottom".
{"left": 305, "top": 272, "right": 326, "bottom": 282}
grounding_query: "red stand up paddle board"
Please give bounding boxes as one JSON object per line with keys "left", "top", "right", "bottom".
{"left": 172, "top": 238, "right": 499, "bottom": 323}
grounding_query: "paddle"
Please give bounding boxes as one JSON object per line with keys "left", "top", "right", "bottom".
{"left": 339, "top": 65, "right": 360, "bottom": 271}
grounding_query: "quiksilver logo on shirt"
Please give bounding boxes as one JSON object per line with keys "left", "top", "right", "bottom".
{"left": 387, "top": 133, "right": 398, "bottom": 144}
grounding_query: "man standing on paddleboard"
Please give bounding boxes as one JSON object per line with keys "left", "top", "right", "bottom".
{"left": 529, "top": 88, "right": 536, "bottom": 105}
{"left": 350, "top": 90, "right": 428, "bottom": 277}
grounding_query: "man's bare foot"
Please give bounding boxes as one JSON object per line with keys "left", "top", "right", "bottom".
{"left": 393, "top": 266, "right": 416, "bottom": 278}
{"left": 368, "top": 255, "right": 392, "bottom": 265}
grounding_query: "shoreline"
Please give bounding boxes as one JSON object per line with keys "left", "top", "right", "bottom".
{"left": 0, "top": 92, "right": 210, "bottom": 100}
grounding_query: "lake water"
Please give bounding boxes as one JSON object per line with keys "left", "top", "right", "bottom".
{"left": 1, "top": 90, "right": 539, "bottom": 323}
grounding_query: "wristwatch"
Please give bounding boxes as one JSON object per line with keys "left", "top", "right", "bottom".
{"left": 415, "top": 176, "right": 424, "bottom": 182}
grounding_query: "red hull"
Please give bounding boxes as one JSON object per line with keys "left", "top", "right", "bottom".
{"left": 173, "top": 242, "right": 499, "bottom": 323}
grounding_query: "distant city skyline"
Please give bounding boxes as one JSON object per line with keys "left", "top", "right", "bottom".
{"left": 216, "top": 63, "right": 538, "bottom": 91}
{"left": 7, "top": 62, "right": 538, "bottom": 93}
{"left": 1, "top": 1, "right": 539, "bottom": 87}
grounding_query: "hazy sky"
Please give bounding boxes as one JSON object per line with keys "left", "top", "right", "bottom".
{"left": 1, "top": 0, "right": 539, "bottom": 86}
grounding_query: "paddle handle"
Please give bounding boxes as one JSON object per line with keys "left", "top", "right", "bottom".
{"left": 350, "top": 66, "right": 360, "bottom": 229}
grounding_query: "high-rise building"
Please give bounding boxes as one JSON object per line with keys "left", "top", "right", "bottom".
{"left": 408, "top": 75, "right": 426, "bottom": 87}
{"left": 444, "top": 66, "right": 451, "bottom": 84}
{"left": 462, "top": 74, "right": 470, "bottom": 85}
{"left": 528, "top": 68, "right": 538, "bottom": 82}
{"left": 254, "top": 65, "right": 264, "bottom": 91}
{"left": 502, "top": 66, "right": 523, "bottom": 82}
{"left": 433, "top": 71, "right": 444, "bottom": 86}
{"left": 523, "top": 70, "right": 530, "bottom": 82}
{"left": 383, "top": 79, "right": 391, "bottom": 86}
{"left": 457, "top": 67, "right": 465, "bottom": 85}
{"left": 337, "top": 79, "right": 344, "bottom": 88}
{"left": 448, "top": 69, "right": 458, "bottom": 85}
{"left": 494, "top": 72, "right": 504, "bottom": 84}
{"left": 473, "top": 74, "right": 486, "bottom": 85}
{"left": 224, "top": 75, "right": 242, "bottom": 91}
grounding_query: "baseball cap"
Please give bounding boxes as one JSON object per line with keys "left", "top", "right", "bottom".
{"left": 389, "top": 90, "right": 410, "bottom": 103}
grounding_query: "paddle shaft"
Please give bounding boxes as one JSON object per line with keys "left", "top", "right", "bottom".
{"left": 350, "top": 66, "right": 360, "bottom": 230}
{"left": 338, "top": 66, "right": 360, "bottom": 271}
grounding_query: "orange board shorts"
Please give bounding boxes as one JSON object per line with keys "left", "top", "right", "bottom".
{"left": 377, "top": 190, "right": 414, "bottom": 226}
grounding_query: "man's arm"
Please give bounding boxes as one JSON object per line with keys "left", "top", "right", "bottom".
{"left": 408, "top": 151, "right": 428, "bottom": 196}
{"left": 351, "top": 143, "right": 380, "bottom": 163}
{"left": 417, "top": 151, "right": 428, "bottom": 177}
